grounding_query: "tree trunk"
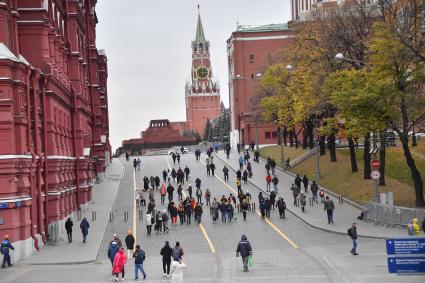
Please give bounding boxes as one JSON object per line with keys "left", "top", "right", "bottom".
{"left": 400, "top": 133, "right": 425, "bottom": 207}
{"left": 327, "top": 134, "right": 337, "bottom": 162}
{"left": 293, "top": 127, "right": 299, "bottom": 149}
{"left": 319, "top": 135, "right": 326, "bottom": 155}
{"left": 302, "top": 128, "right": 308, "bottom": 149}
{"left": 283, "top": 127, "right": 288, "bottom": 146}
{"left": 277, "top": 126, "right": 281, "bottom": 146}
{"left": 308, "top": 121, "right": 314, "bottom": 149}
{"left": 289, "top": 130, "right": 294, "bottom": 147}
{"left": 348, "top": 137, "right": 358, "bottom": 173}
{"left": 379, "top": 132, "right": 386, "bottom": 186}
{"left": 363, "top": 133, "right": 371, "bottom": 180}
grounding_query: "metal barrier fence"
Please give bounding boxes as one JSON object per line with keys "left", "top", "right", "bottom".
{"left": 364, "top": 202, "right": 425, "bottom": 226}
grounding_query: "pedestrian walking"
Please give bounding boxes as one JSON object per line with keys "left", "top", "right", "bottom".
{"left": 223, "top": 165, "right": 229, "bottom": 181}
{"left": 302, "top": 175, "right": 309, "bottom": 192}
{"left": 125, "top": 230, "right": 135, "bottom": 259}
{"left": 311, "top": 181, "right": 319, "bottom": 203}
{"left": 80, "top": 217, "right": 90, "bottom": 243}
{"left": 133, "top": 245, "right": 147, "bottom": 280}
{"left": 348, "top": 223, "right": 359, "bottom": 255}
{"left": 162, "top": 170, "right": 167, "bottom": 183}
{"left": 187, "top": 184, "right": 193, "bottom": 199}
{"left": 162, "top": 210, "right": 169, "bottom": 233}
{"left": 65, "top": 217, "right": 73, "bottom": 243}
{"left": 172, "top": 242, "right": 184, "bottom": 263}
{"left": 155, "top": 211, "right": 163, "bottom": 234}
{"left": 184, "top": 200, "right": 192, "bottom": 225}
{"left": 205, "top": 189, "right": 211, "bottom": 206}
{"left": 247, "top": 162, "right": 252, "bottom": 178}
{"left": 324, "top": 196, "right": 335, "bottom": 224}
{"left": 194, "top": 203, "right": 203, "bottom": 224}
{"left": 290, "top": 184, "right": 300, "bottom": 206}
{"left": 146, "top": 212, "right": 153, "bottom": 236}
{"left": 294, "top": 174, "right": 302, "bottom": 189}
{"left": 266, "top": 174, "right": 272, "bottom": 192}
{"left": 211, "top": 198, "right": 219, "bottom": 222}
{"left": 238, "top": 156, "right": 244, "bottom": 170}
{"left": 254, "top": 150, "right": 260, "bottom": 163}
{"left": 210, "top": 163, "right": 216, "bottom": 176}
{"left": 241, "top": 199, "right": 249, "bottom": 221}
{"left": 236, "top": 234, "right": 252, "bottom": 272}
{"left": 319, "top": 189, "right": 325, "bottom": 203}
{"left": 108, "top": 239, "right": 120, "bottom": 266}
{"left": 195, "top": 178, "right": 201, "bottom": 190}
{"left": 270, "top": 191, "right": 276, "bottom": 210}
{"left": 154, "top": 176, "right": 160, "bottom": 190}
{"left": 265, "top": 161, "right": 271, "bottom": 175}
{"left": 300, "top": 193, "right": 306, "bottom": 212}
{"left": 259, "top": 199, "right": 266, "bottom": 219}
{"left": 272, "top": 176, "right": 279, "bottom": 194}
{"left": 112, "top": 247, "right": 127, "bottom": 281}
{"left": 236, "top": 179, "right": 242, "bottom": 194}
{"left": 160, "top": 183, "right": 166, "bottom": 205}
{"left": 196, "top": 187, "right": 203, "bottom": 204}
{"left": 160, "top": 241, "right": 173, "bottom": 277}
{"left": 178, "top": 203, "right": 185, "bottom": 225}
{"left": 277, "top": 198, "right": 286, "bottom": 219}
{"left": 184, "top": 166, "right": 190, "bottom": 181}
{"left": 1, "top": 235, "right": 14, "bottom": 268}
{"left": 167, "top": 183, "right": 174, "bottom": 203}
{"left": 270, "top": 159, "right": 276, "bottom": 175}
{"left": 242, "top": 170, "right": 248, "bottom": 184}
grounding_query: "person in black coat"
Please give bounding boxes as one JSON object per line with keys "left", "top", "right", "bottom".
{"left": 80, "top": 217, "right": 90, "bottom": 243}
{"left": 236, "top": 234, "right": 252, "bottom": 272}
{"left": 125, "top": 230, "right": 135, "bottom": 259}
{"left": 302, "top": 175, "right": 309, "bottom": 192}
{"left": 160, "top": 241, "right": 173, "bottom": 276}
{"left": 65, "top": 217, "right": 73, "bottom": 243}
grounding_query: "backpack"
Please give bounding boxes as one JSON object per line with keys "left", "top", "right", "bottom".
{"left": 347, "top": 228, "right": 352, "bottom": 237}
{"left": 136, "top": 249, "right": 146, "bottom": 261}
{"left": 172, "top": 247, "right": 181, "bottom": 261}
{"left": 0, "top": 243, "right": 8, "bottom": 254}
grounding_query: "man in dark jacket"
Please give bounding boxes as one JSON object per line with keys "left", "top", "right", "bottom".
{"left": 184, "top": 166, "right": 190, "bottom": 181}
{"left": 167, "top": 184, "right": 174, "bottom": 203}
{"left": 80, "top": 217, "right": 90, "bottom": 243}
{"left": 277, "top": 198, "right": 286, "bottom": 219}
{"left": 65, "top": 217, "right": 73, "bottom": 243}
{"left": 349, "top": 223, "right": 359, "bottom": 255}
{"left": 310, "top": 181, "right": 319, "bottom": 203}
{"left": 236, "top": 234, "right": 252, "bottom": 272}
{"left": 125, "top": 230, "right": 135, "bottom": 259}
{"left": 1, "top": 235, "right": 14, "bottom": 268}
{"left": 133, "top": 245, "right": 147, "bottom": 280}
{"left": 160, "top": 241, "right": 173, "bottom": 277}
{"left": 223, "top": 165, "right": 229, "bottom": 181}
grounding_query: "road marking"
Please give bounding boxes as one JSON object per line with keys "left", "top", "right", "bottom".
{"left": 199, "top": 223, "right": 216, "bottom": 253}
{"left": 133, "top": 169, "right": 137, "bottom": 241}
{"left": 201, "top": 159, "right": 298, "bottom": 249}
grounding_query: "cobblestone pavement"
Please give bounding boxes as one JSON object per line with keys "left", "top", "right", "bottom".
{"left": 0, "top": 153, "right": 423, "bottom": 283}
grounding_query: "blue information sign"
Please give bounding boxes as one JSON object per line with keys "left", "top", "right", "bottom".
{"left": 0, "top": 203, "right": 8, "bottom": 209}
{"left": 388, "top": 256, "right": 425, "bottom": 273}
{"left": 386, "top": 238, "right": 425, "bottom": 255}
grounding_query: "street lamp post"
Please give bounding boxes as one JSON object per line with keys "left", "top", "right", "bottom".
{"left": 371, "top": 133, "right": 380, "bottom": 203}
{"left": 313, "top": 116, "right": 321, "bottom": 180}
{"left": 273, "top": 115, "right": 285, "bottom": 169}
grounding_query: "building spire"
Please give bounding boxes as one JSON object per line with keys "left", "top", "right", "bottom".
{"left": 195, "top": 4, "right": 206, "bottom": 44}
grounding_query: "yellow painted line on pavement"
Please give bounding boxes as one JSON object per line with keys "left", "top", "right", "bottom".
{"left": 199, "top": 223, "right": 216, "bottom": 253}
{"left": 202, "top": 159, "right": 298, "bottom": 249}
{"left": 133, "top": 169, "right": 137, "bottom": 241}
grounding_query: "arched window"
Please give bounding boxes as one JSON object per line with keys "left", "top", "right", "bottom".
{"left": 199, "top": 43, "right": 203, "bottom": 51}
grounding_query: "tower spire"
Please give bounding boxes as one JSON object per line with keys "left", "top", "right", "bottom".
{"left": 195, "top": 5, "right": 206, "bottom": 44}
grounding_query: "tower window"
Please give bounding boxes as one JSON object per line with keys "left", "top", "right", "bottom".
{"left": 249, "top": 54, "right": 254, "bottom": 62}
{"left": 251, "top": 74, "right": 254, "bottom": 79}
{"left": 199, "top": 43, "right": 203, "bottom": 51}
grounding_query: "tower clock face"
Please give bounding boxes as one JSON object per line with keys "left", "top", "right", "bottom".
{"left": 196, "top": 66, "right": 209, "bottom": 80}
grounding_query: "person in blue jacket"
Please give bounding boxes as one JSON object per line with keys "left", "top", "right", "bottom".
{"left": 1, "top": 235, "right": 15, "bottom": 268}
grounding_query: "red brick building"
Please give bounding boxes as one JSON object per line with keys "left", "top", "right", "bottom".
{"left": 227, "top": 24, "right": 294, "bottom": 148}
{"left": 121, "top": 120, "right": 197, "bottom": 155}
{"left": 179, "top": 8, "right": 221, "bottom": 135}
{"left": 0, "top": 0, "right": 110, "bottom": 262}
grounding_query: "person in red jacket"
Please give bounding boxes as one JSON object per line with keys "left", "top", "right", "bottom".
{"left": 265, "top": 174, "right": 272, "bottom": 192}
{"left": 112, "top": 247, "right": 127, "bottom": 281}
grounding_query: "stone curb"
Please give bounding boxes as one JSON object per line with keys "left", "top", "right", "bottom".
{"left": 214, "top": 152, "right": 387, "bottom": 240}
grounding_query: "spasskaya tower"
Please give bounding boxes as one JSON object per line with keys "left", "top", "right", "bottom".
{"left": 185, "top": 6, "right": 221, "bottom": 135}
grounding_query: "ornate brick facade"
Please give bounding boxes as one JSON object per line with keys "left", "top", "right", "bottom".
{"left": 0, "top": 0, "right": 110, "bottom": 261}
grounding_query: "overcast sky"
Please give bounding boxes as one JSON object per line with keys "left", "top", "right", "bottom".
{"left": 95, "top": 0, "right": 291, "bottom": 150}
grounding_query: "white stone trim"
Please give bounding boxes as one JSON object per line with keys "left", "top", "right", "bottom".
{"left": 234, "top": 35, "right": 294, "bottom": 41}
{"left": 0, "top": 155, "right": 32, "bottom": 159}
{"left": 0, "top": 196, "right": 31, "bottom": 203}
